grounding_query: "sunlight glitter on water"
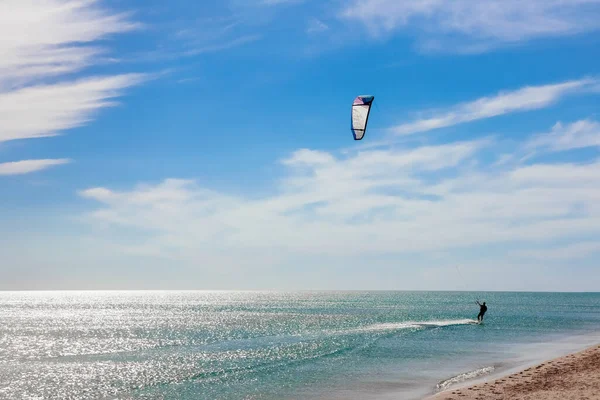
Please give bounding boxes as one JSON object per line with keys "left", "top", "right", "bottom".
{"left": 1, "top": 291, "right": 599, "bottom": 400}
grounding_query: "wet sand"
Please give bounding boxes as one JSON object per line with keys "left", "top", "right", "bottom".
{"left": 428, "top": 343, "right": 600, "bottom": 400}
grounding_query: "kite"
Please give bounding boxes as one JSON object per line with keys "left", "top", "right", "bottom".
{"left": 351, "top": 95, "right": 374, "bottom": 140}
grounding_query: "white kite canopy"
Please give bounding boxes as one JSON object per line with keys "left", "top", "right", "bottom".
{"left": 351, "top": 95, "right": 374, "bottom": 140}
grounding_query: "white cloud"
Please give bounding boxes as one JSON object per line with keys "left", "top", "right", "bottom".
{"left": 307, "top": 18, "right": 329, "bottom": 34}
{"left": 509, "top": 161, "right": 600, "bottom": 187}
{"left": 0, "top": 0, "right": 139, "bottom": 87}
{"left": 525, "top": 119, "right": 600, "bottom": 153}
{"left": 0, "top": 0, "right": 146, "bottom": 171}
{"left": 391, "top": 79, "right": 597, "bottom": 136}
{"left": 340, "top": 0, "right": 600, "bottom": 52}
{"left": 495, "top": 119, "right": 600, "bottom": 165}
{"left": 79, "top": 134, "right": 600, "bottom": 261}
{"left": 0, "top": 74, "right": 148, "bottom": 143}
{"left": 514, "top": 241, "right": 600, "bottom": 260}
{"left": 0, "top": 159, "right": 71, "bottom": 175}
{"left": 282, "top": 148, "right": 336, "bottom": 166}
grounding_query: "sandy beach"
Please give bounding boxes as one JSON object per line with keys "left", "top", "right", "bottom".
{"left": 429, "top": 343, "right": 600, "bottom": 400}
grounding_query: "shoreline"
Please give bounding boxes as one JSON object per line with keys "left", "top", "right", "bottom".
{"left": 425, "top": 342, "right": 600, "bottom": 400}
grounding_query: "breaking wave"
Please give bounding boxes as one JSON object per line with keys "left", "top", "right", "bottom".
{"left": 436, "top": 366, "right": 496, "bottom": 392}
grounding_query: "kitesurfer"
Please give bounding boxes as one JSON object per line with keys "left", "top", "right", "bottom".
{"left": 476, "top": 301, "right": 487, "bottom": 322}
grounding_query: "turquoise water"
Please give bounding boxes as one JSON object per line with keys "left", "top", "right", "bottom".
{"left": 1, "top": 291, "right": 599, "bottom": 400}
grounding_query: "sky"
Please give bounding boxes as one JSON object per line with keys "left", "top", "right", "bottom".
{"left": 1, "top": 0, "right": 600, "bottom": 291}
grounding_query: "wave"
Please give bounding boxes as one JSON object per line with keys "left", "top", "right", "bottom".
{"left": 338, "top": 319, "right": 478, "bottom": 335}
{"left": 436, "top": 366, "right": 496, "bottom": 392}
{"left": 130, "top": 318, "right": 484, "bottom": 394}
{"left": 413, "top": 318, "right": 478, "bottom": 328}
{"left": 153, "top": 319, "right": 480, "bottom": 388}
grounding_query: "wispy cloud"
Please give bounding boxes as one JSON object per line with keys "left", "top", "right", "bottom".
{"left": 488, "top": 119, "right": 600, "bottom": 166}
{"left": 340, "top": 0, "right": 600, "bottom": 52}
{"left": 0, "top": 0, "right": 139, "bottom": 87}
{"left": 307, "top": 18, "right": 329, "bottom": 34}
{"left": 525, "top": 119, "right": 600, "bottom": 153}
{"left": 0, "top": 74, "right": 148, "bottom": 143}
{"left": 183, "top": 35, "right": 262, "bottom": 56}
{"left": 0, "top": 159, "right": 71, "bottom": 175}
{"left": 166, "top": 16, "right": 262, "bottom": 60}
{"left": 79, "top": 120, "right": 600, "bottom": 262}
{"left": 391, "top": 78, "right": 597, "bottom": 136}
{"left": 0, "top": 0, "right": 146, "bottom": 172}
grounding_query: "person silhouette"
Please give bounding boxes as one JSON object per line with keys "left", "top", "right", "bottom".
{"left": 476, "top": 301, "right": 487, "bottom": 322}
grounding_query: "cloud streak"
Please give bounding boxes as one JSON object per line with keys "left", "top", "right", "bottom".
{"left": 340, "top": 0, "right": 600, "bottom": 52}
{"left": 183, "top": 35, "right": 262, "bottom": 56}
{"left": 525, "top": 119, "right": 600, "bottom": 153}
{"left": 0, "top": 74, "right": 148, "bottom": 143}
{"left": 391, "top": 78, "right": 597, "bottom": 136}
{"left": 307, "top": 18, "right": 329, "bottom": 34}
{"left": 0, "top": 0, "right": 147, "bottom": 174}
{"left": 0, "top": 159, "right": 71, "bottom": 175}
{"left": 0, "top": 0, "right": 139, "bottom": 87}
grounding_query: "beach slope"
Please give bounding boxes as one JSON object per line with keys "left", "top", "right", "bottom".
{"left": 429, "top": 344, "right": 600, "bottom": 400}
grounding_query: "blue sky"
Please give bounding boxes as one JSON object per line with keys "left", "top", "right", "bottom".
{"left": 1, "top": 0, "right": 600, "bottom": 291}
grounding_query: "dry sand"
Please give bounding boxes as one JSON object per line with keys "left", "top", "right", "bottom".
{"left": 428, "top": 343, "right": 600, "bottom": 400}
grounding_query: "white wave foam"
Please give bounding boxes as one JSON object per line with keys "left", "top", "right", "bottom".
{"left": 436, "top": 366, "right": 496, "bottom": 391}
{"left": 415, "top": 319, "right": 477, "bottom": 328}
{"left": 340, "top": 319, "right": 477, "bottom": 335}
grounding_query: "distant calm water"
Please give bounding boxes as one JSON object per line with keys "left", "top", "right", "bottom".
{"left": 1, "top": 291, "right": 600, "bottom": 400}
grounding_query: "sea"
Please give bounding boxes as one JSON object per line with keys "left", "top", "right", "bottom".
{"left": 1, "top": 291, "right": 600, "bottom": 400}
